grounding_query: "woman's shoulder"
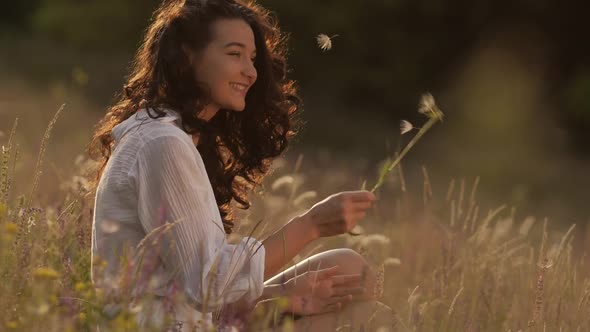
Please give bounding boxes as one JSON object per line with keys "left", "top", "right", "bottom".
{"left": 135, "top": 125, "right": 198, "bottom": 162}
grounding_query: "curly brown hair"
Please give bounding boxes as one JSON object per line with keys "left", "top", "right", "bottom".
{"left": 88, "top": 0, "right": 302, "bottom": 234}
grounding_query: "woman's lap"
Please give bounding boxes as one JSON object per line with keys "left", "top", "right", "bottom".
{"left": 265, "top": 248, "right": 376, "bottom": 292}
{"left": 260, "top": 248, "right": 389, "bottom": 331}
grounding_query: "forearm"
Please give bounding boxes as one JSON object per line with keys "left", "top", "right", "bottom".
{"left": 262, "top": 214, "right": 318, "bottom": 280}
{"left": 259, "top": 283, "right": 288, "bottom": 301}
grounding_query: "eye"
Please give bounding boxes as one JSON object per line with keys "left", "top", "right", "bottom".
{"left": 228, "top": 52, "right": 241, "bottom": 57}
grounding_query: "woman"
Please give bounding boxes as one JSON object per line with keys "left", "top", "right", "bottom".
{"left": 89, "top": 0, "right": 392, "bottom": 330}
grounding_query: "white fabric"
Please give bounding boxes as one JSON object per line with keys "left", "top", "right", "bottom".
{"left": 91, "top": 108, "right": 265, "bottom": 328}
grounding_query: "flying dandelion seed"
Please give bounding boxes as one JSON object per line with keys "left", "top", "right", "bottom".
{"left": 400, "top": 120, "right": 414, "bottom": 135}
{"left": 316, "top": 33, "right": 339, "bottom": 51}
{"left": 0, "top": 130, "right": 5, "bottom": 138}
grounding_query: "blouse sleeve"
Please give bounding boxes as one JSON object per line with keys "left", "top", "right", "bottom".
{"left": 133, "top": 134, "right": 265, "bottom": 311}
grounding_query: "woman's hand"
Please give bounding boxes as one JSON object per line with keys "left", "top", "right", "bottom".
{"left": 284, "top": 265, "right": 364, "bottom": 297}
{"left": 302, "top": 191, "right": 377, "bottom": 238}
{"left": 283, "top": 265, "right": 365, "bottom": 315}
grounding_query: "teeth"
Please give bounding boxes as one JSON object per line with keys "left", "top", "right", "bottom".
{"left": 230, "top": 83, "right": 247, "bottom": 92}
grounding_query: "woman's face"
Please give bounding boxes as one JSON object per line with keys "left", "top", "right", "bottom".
{"left": 192, "top": 18, "right": 258, "bottom": 117}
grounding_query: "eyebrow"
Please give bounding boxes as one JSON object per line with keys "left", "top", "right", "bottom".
{"left": 224, "top": 42, "right": 256, "bottom": 54}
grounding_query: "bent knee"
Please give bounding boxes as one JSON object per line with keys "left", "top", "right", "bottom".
{"left": 311, "top": 248, "right": 368, "bottom": 274}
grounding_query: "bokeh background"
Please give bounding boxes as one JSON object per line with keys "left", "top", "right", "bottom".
{"left": 1, "top": 0, "right": 589, "bottom": 229}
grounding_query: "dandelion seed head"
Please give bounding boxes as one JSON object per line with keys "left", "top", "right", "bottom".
{"left": 418, "top": 93, "right": 444, "bottom": 120}
{"left": 400, "top": 120, "right": 414, "bottom": 135}
{"left": 316, "top": 33, "right": 337, "bottom": 51}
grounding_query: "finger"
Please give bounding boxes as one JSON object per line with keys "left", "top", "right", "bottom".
{"left": 326, "top": 294, "right": 353, "bottom": 305}
{"left": 351, "top": 200, "right": 375, "bottom": 212}
{"left": 347, "top": 211, "right": 367, "bottom": 224}
{"left": 316, "top": 265, "right": 342, "bottom": 279}
{"left": 331, "top": 274, "right": 363, "bottom": 285}
{"left": 345, "top": 191, "right": 377, "bottom": 203}
{"left": 332, "top": 286, "right": 366, "bottom": 297}
{"left": 322, "top": 302, "right": 342, "bottom": 313}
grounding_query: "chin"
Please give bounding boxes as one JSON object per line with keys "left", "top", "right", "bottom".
{"left": 227, "top": 103, "right": 246, "bottom": 112}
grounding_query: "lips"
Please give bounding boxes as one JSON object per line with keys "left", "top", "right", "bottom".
{"left": 230, "top": 82, "right": 249, "bottom": 96}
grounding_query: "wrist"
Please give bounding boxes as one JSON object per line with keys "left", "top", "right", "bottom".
{"left": 293, "top": 213, "right": 319, "bottom": 241}
{"left": 262, "top": 282, "right": 290, "bottom": 300}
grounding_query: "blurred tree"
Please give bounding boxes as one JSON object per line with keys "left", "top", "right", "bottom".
{"left": 0, "top": 0, "right": 43, "bottom": 32}
{"left": 30, "top": 0, "right": 160, "bottom": 50}
{"left": 2, "top": 0, "right": 589, "bottom": 155}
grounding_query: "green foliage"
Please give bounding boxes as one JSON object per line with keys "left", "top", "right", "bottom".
{"left": 31, "top": 0, "right": 160, "bottom": 50}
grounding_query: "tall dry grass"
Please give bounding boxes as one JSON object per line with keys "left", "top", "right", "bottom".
{"left": 1, "top": 106, "right": 589, "bottom": 331}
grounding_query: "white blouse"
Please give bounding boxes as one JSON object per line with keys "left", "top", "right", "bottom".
{"left": 91, "top": 108, "right": 265, "bottom": 328}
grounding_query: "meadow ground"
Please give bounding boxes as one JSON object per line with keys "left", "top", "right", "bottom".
{"left": 1, "top": 92, "right": 590, "bottom": 331}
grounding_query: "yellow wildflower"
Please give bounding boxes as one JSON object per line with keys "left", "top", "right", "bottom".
{"left": 3, "top": 222, "right": 17, "bottom": 234}
{"left": 32, "top": 267, "right": 60, "bottom": 280}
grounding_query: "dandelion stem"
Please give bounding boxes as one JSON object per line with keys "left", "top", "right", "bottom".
{"left": 371, "top": 117, "right": 438, "bottom": 193}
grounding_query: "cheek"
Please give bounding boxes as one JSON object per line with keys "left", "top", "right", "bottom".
{"left": 204, "top": 62, "right": 233, "bottom": 92}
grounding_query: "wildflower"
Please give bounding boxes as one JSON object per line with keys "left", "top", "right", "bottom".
{"left": 32, "top": 267, "right": 60, "bottom": 280}
{"left": 6, "top": 321, "right": 18, "bottom": 329}
{"left": 30, "top": 302, "right": 50, "bottom": 316}
{"left": 3, "top": 222, "right": 17, "bottom": 234}
{"left": 400, "top": 120, "right": 414, "bottom": 135}
{"left": 316, "top": 33, "right": 339, "bottom": 51}
{"left": 75, "top": 282, "right": 87, "bottom": 292}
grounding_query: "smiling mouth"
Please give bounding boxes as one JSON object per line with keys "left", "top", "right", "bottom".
{"left": 230, "top": 82, "right": 249, "bottom": 94}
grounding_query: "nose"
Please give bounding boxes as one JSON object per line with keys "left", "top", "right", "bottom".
{"left": 242, "top": 59, "right": 257, "bottom": 85}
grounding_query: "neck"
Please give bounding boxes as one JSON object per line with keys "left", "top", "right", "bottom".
{"left": 197, "top": 104, "right": 219, "bottom": 122}
{"left": 191, "top": 133, "right": 200, "bottom": 146}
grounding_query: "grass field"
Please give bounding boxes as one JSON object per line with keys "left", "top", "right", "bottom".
{"left": 2, "top": 99, "right": 589, "bottom": 332}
